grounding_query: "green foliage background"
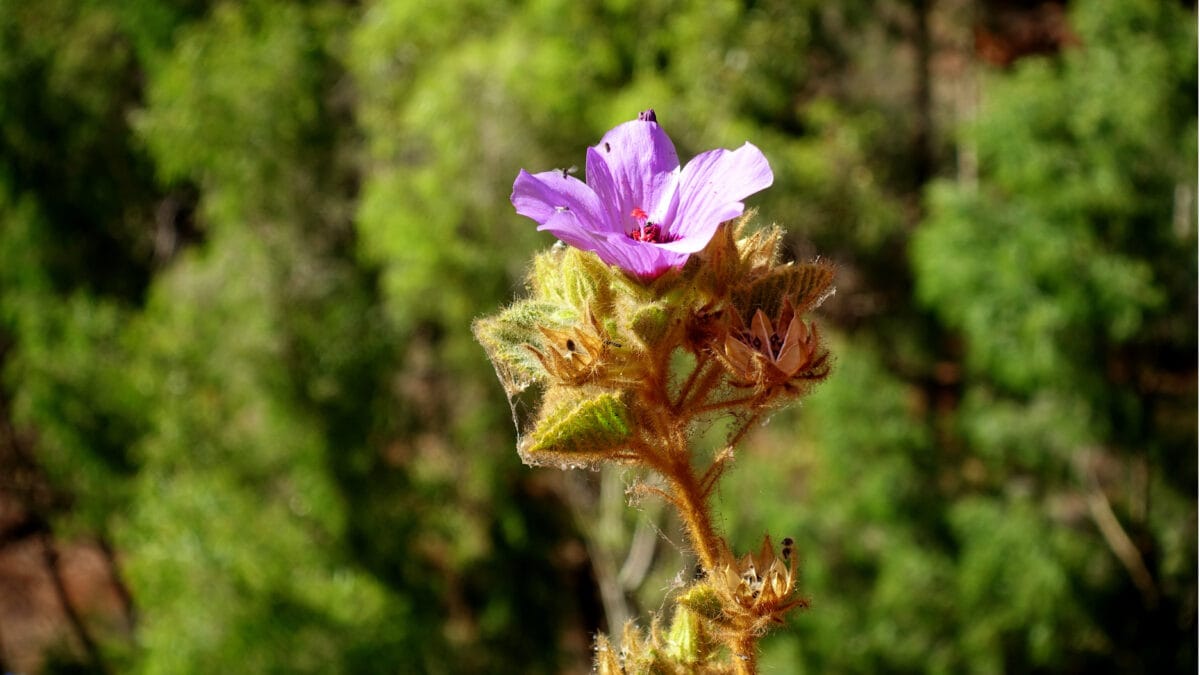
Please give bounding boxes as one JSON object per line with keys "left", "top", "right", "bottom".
{"left": 0, "top": 0, "right": 1193, "bottom": 673}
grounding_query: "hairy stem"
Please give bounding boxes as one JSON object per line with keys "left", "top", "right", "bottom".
{"left": 678, "top": 359, "right": 724, "bottom": 413}
{"left": 664, "top": 449, "right": 728, "bottom": 573}
{"left": 642, "top": 367, "right": 779, "bottom": 673}
{"left": 725, "top": 410, "right": 764, "bottom": 451}
{"left": 698, "top": 448, "right": 735, "bottom": 499}
{"left": 672, "top": 353, "right": 709, "bottom": 412}
{"left": 732, "top": 633, "right": 759, "bottom": 675}
{"left": 690, "top": 394, "right": 761, "bottom": 416}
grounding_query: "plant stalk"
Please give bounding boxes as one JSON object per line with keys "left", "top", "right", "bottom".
{"left": 664, "top": 450, "right": 727, "bottom": 573}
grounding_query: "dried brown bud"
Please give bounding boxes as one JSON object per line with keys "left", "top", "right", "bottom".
{"left": 709, "top": 535, "right": 808, "bottom": 632}
{"left": 684, "top": 302, "right": 726, "bottom": 354}
{"left": 718, "top": 298, "right": 828, "bottom": 389}
{"left": 525, "top": 307, "right": 614, "bottom": 385}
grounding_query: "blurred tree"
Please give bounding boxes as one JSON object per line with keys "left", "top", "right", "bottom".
{"left": 910, "top": 0, "right": 1196, "bottom": 670}
{"left": 121, "top": 0, "right": 582, "bottom": 671}
{"left": 0, "top": 3, "right": 168, "bottom": 667}
{"left": 719, "top": 0, "right": 1195, "bottom": 672}
{"left": 0, "top": 0, "right": 156, "bottom": 536}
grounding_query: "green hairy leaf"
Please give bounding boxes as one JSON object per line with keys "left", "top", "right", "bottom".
{"left": 521, "top": 389, "right": 633, "bottom": 465}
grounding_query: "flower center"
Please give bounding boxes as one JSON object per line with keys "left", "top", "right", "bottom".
{"left": 629, "top": 223, "right": 664, "bottom": 242}
{"left": 627, "top": 207, "right": 669, "bottom": 243}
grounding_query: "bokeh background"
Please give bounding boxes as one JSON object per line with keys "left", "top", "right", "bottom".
{"left": 0, "top": 0, "right": 1195, "bottom": 672}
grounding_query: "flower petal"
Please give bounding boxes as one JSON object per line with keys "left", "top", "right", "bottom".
{"left": 594, "top": 118, "right": 680, "bottom": 231}
{"left": 511, "top": 112, "right": 776, "bottom": 282}
{"left": 534, "top": 210, "right": 611, "bottom": 255}
{"left": 751, "top": 309, "right": 774, "bottom": 358}
{"left": 592, "top": 234, "right": 689, "bottom": 279}
{"left": 774, "top": 315, "right": 808, "bottom": 375}
{"left": 532, "top": 216, "right": 683, "bottom": 278}
{"left": 511, "top": 169, "right": 610, "bottom": 232}
{"left": 665, "top": 142, "right": 773, "bottom": 245}
{"left": 650, "top": 223, "right": 720, "bottom": 254}
{"left": 583, "top": 146, "right": 624, "bottom": 234}
{"left": 724, "top": 333, "right": 757, "bottom": 380}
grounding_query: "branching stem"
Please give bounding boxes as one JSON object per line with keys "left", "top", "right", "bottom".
{"left": 678, "top": 359, "right": 724, "bottom": 413}
{"left": 665, "top": 457, "right": 728, "bottom": 572}
{"left": 623, "top": 357, "right": 795, "bottom": 675}
{"left": 699, "top": 447, "right": 736, "bottom": 499}
{"left": 672, "top": 353, "right": 709, "bottom": 412}
{"left": 690, "top": 394, "right": 761, "bottom": 417}
{"left": 726, "top": 410, "right": 764, "bottom": 451}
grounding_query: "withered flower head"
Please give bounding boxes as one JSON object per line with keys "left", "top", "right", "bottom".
{"left": 718, "top": 535, "right": 804, "bottom": 620}
{"left": 720, "top": 298, "right": 827, "bottom": 388}
{"left": 525, "top": 307, "right": 609, "bottom": 385}
{"left": 684, "top": 302, "right": 726, "bottom": 354}
{"left": 679, "top": 535, "right": 808, "bottom": 642}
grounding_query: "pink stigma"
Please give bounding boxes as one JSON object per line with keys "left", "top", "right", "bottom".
{"left": 630, "top": 207, "right": 649, "bottom": 221}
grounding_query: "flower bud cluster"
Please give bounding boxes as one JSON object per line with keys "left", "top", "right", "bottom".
{"left": 473, "top": 215, "right": 833, "bottom": 469}
{"left": 595, "top": 535, "right": 806, "bottom": 674}
{"left": 473, "top": 214, "right": 834, "bottom": 673}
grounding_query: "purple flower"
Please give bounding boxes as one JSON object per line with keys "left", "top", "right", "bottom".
{"left": 511, "top": 109, "right": 774, "bottom": 279}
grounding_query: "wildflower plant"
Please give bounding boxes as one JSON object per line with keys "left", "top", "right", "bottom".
{"left": 474, "top": 110, "right": 834, "bottom": 674}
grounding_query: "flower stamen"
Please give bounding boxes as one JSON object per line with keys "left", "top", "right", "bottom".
{"left": 629, "top": 223, "right": 664, "bottom": 242}
{"left": 628, "top": 207, "right": 669, "bottom": 242}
